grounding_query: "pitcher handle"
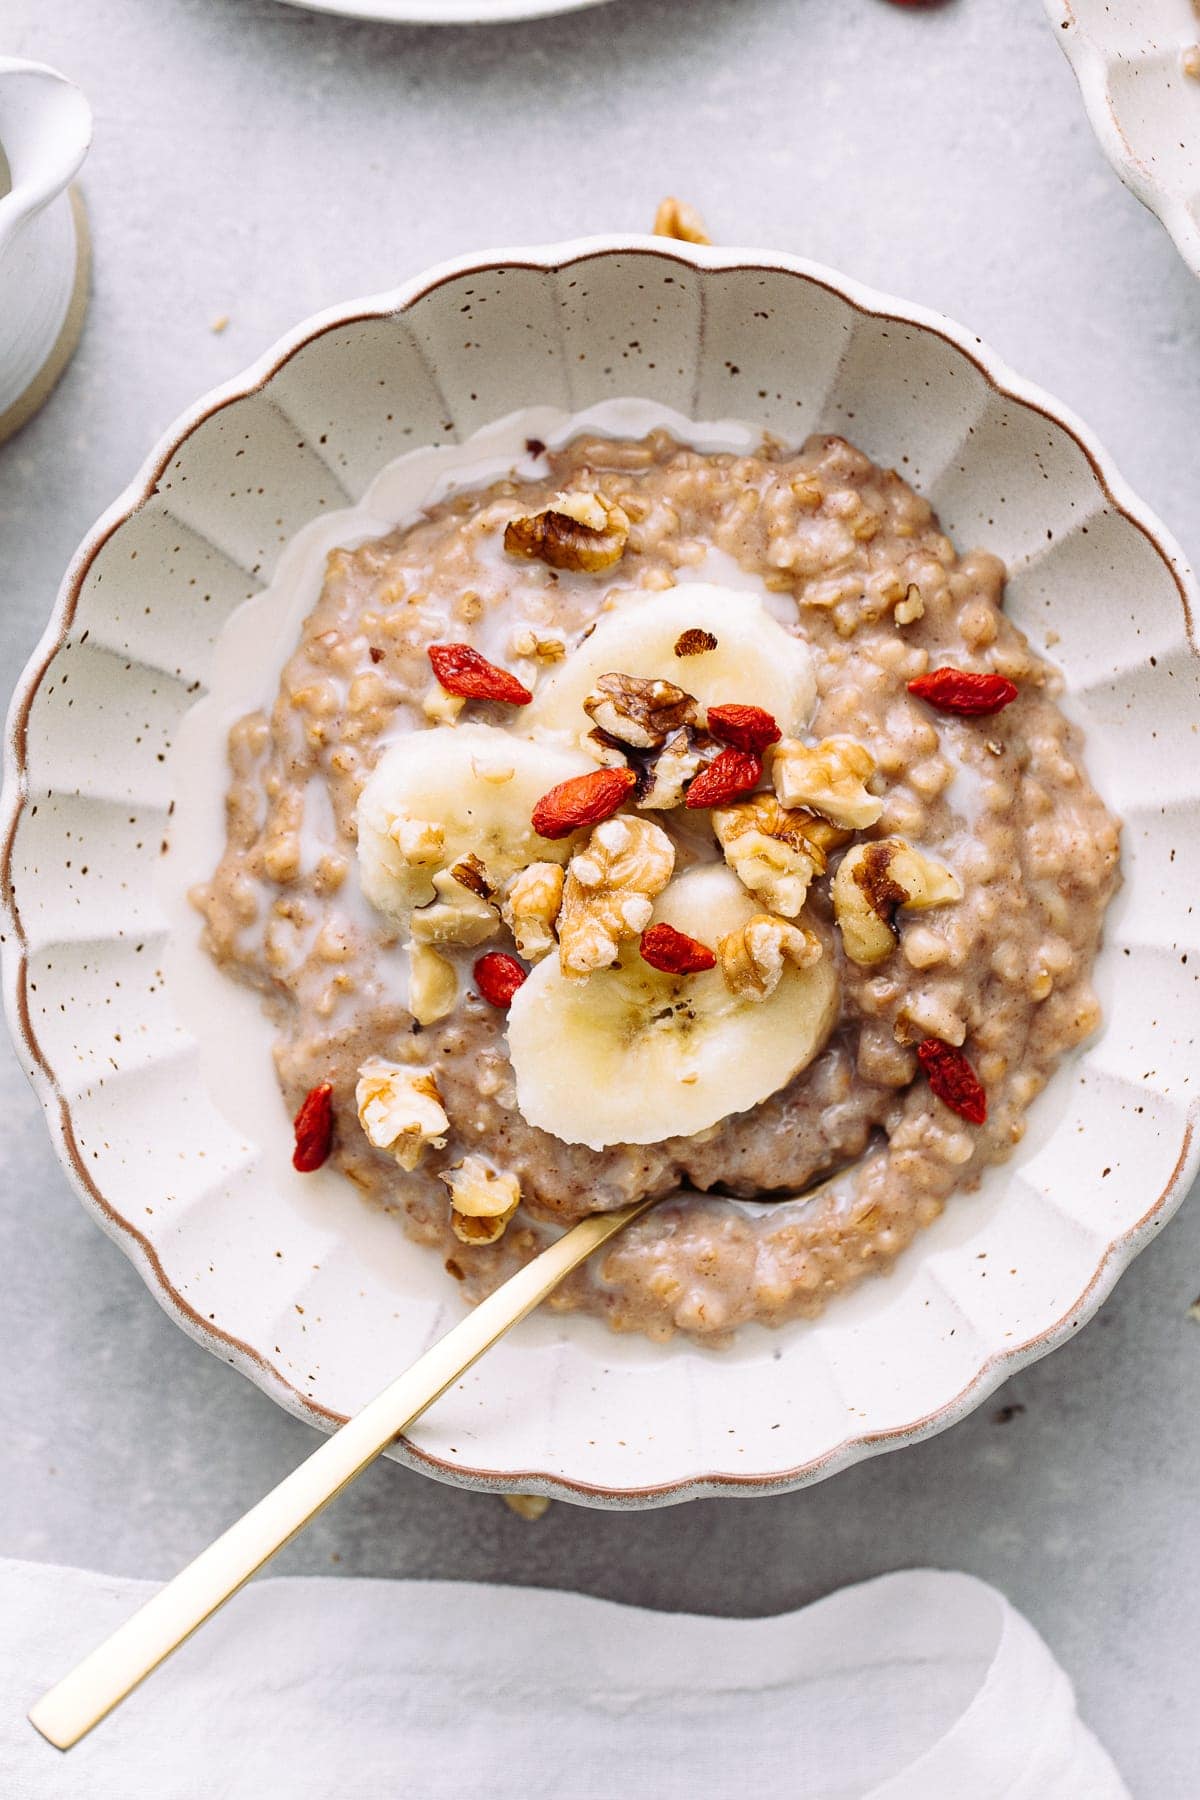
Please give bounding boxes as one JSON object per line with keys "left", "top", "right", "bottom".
{"left": 0, "top": 59, "right": 92, "bottom": 251}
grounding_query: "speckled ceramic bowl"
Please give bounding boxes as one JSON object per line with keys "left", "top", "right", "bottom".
{"left": 1049, "top": 0, "right": 1200, "bottom": 279}
{"left": 4, "top": 238, "right": 1198, "bottom": 1507}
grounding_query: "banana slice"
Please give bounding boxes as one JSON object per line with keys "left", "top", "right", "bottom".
{"left": 520, "top": 584, "right": 815, "bottom": 752}
{"left": 357, "top": 724, "right": 593, "bottom": 925}
{"left": 506, "top": 864, "right": 838, "bottom": 1149}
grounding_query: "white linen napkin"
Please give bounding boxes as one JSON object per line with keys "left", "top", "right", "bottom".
{"left": 1, "top": 1559, "right": 1125, "bottom": 1799}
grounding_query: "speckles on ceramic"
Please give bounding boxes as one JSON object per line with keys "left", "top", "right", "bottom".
{"left": 2, "top": 238, "right": 1199, "bottom": 1508}
{"left": 1049, "top": 0, "right": 1200, "bottom": 279}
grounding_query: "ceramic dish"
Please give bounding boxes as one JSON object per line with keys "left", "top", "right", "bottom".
{"left": 277, "top": 0, "right": 611, "bottom": 24}
{"left": 1048, "top": 0, "right": 1200, "bottom": 279}
{"left": 4, "top": 238, "right": 1198, "bottom": 1508}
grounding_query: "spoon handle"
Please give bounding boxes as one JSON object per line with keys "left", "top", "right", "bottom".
{"left": 29, "top": 1196, "right": 653, "bottom": 1751}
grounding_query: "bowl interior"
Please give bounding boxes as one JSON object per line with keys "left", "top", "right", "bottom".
{"left": 6, "top": 245, "right": 1199, "bottom": 1503}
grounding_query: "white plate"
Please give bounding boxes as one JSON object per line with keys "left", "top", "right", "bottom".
{"left": 4, "top": 238, "right": 1198, "bottom": 1507}
{"left": 1048, "top": 0, "right": 1200, "bottom": 278}
{"left": 276, "top": 0, "right": 611, "bottom": 24}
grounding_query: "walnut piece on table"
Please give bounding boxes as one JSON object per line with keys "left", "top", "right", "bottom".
{"left": 653, "top": 196, "right": 711, "bottom": 244}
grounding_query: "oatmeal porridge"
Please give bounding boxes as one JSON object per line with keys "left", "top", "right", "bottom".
{"left": 193, "top": 426, "right": 1120, "bottom": 1341}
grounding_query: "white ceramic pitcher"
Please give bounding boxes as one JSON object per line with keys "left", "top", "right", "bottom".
{"left": 0, "top": 58, "right": 91, "bottom": 445}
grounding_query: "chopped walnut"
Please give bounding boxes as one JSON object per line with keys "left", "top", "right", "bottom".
{"left": 717, "top": 913, "right": 823, "bottom": 1002}
{"left": 408, "top": 942, "right": 458, "bottom": 1026}
{"left": 832, "top": 838, "right": 963, "bottom": 966}
{"left": 558, "top": 815, "right": 675, "bottom": 977}
{"left": 356, "top": 1058, "right": 448, "bottom": 1170}
{"left": 503, "top": 1493, "right": 551, "bottom": 1521}
{"left": 410, "top": 868, "right": 500, "bottom": 947}
{"left": 440, "top": 1155, "right": 521, "bottom": 1245}
{"left": 637, "top": 725, "right": 721, "bottom": 810}
{"left": 772, "top": 737, "right": 883, "bottom": 830}
{"left": 585, "top": 726, "right": 632, "bottom": 769}
{"left": 713, "top": 793, "right": 847, "bottom": 917}
{"left": 674, "top": 627, "right": 718, "bottom": 657}
{"left": 504, "top": 491, "right": 630, "bottom": 573}
{"left": 653, "top": 195, "right": 711, "bottom": 244}
{"left": 500, "top": 861, "right": 565, "bottom": 962}
{"left": 583, "top": 672, "right": 699, "bottom": 748}
{"left": 450, "top": 852, "right": 495, "bottom": 901}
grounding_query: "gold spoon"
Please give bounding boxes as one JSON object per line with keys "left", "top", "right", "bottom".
{"left": 28, "top": 1195, "right": 657, "bottom": 1751}
{"left": 30, "top": 1156, "right": 855, "bottom": 1749}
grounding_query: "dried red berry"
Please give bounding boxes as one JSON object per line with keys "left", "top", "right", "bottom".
{"left": 907, "top": 668, "right": 1018, "bottom": 717}
{"left": 639, "top": 922, "right": 717, "bottom": 975}
{"left": 292, "top": 1082, "right": 334, "bottom": 1172}
{"left": 474, "top": 951, "right": 528, "bottom": 1009}
{"left": 531, "top": 766, "right": 637, "bottom": 839}
{"left": 917, "top": 1038, "right": 988, "bottom": 1125}
{"left": 427, "top": 642, "right": 533, "bottom": 706}
{"left": 684, "top": 747, "right": 763, "bottom": 809}
{"left": 706, "top": 703, "right": 782, "bottom": 755}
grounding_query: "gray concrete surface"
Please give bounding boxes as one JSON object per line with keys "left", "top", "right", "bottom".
{"left": 3, "top": 0, "right": 1199, "bottom": 1791}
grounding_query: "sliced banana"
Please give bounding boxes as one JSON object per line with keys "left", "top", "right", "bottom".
{"left": 506, "top": 864, "right": 838, "bottom": 1150}
{"left": 520, "top": 584, "right": 815, "bottom": 753}
{"left": 356, "top": 724, "right": 593, "bottom": 926}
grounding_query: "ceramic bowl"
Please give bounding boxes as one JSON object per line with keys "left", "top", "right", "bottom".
{"left": 4, "top": 238, "right": 1199, "bottom": 1507}
{"left": 1048, "top": 0, "right": 1200, "bottom": 279}
{"left": 277, "top": 0, "right": 611, "bottom": 24}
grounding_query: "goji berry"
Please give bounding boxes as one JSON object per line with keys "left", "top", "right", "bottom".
{"left": 684, "top": 747, "right": 763, "bottom": 809}
{"left": 639, "top": 922, "right": 717, "bottom": 975}
{"left": 907, "top": 668, "right": 1018, "bottom": 717}
{"left": 292, "top": 1082, "right": 335, "bottom": 1172}
{"left": 474, "top": 952, "right": 528, "bottom": 1009}
{"left": 705, "top": 703, "right": 782, "bottom": 755}
{"left": 427, "top": 642, "right": 533, "bottom": 705}
{"left": 916, "top": 1038, "right": 987, "bottom": 1125}
{"left": 531, "top": 766, "right": 637, "bottom": 839}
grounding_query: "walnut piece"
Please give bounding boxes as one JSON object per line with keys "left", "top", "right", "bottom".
{"left": 653, "top": 196, "right": 711, "bottom": 244}
{"left": 410, "top": 868, "right": 500, "bottom": 946}
{"left": 713, "top": 793, "right": 848, "bottom": 917}
{"left": 675, "top": 627, "right": 719, "bottom": 657}
{"left": 450, "top": 852, "right": 495, "bottom": 901}
{"left": 583, "top": 672, "right": 699, "bottom": 749}
{"left": 500, "top": 861, "right": 565, "bottom": 963}
{"left": 356, "top": 1058, "right": 448, "bottom": 1170}
{"left": 504, "top": 491, "right": 630, "bottom": 573}
{"left": 717, "top": 913, "right": 823, "bottom": 1002}
{"left": 440, "top": 1155, "right": 521, "bottom": 1246}
{"left": 408, "top": 942, "right": 458, "bottom": 1026}
{"left": 832, "top": 838, "right": 963, "bottom": 966}
{"left": 637, "top": 725, "right": 721, "bottom": 810}
{"left": 503, "top": 1494, "right": 552, "bottom": 1521}
{"left": 772, "top": 737, "right": 883, "bottom": 830}
{"left": 558, "top": 815, "right": 675, "bottom": 977}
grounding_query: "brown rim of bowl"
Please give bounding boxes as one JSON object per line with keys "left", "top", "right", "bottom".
{"left": 3, "top": 237, "right": 1198, "bottom": 1507}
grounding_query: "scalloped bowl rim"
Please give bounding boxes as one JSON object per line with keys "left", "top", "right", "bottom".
{"left": 3, "top": 235, "right": 1198, "bottom": 1508}
{"left": 1047, "top": 0, "right": 1200, "bottom": 280}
